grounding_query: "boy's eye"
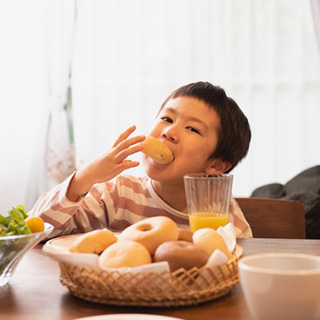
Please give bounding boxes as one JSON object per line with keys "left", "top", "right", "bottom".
{"left": 187, "top": 126, "right": 200, "bottom": 134}
{"left": 161, "top": 116, "right": 173, "bottom": 123}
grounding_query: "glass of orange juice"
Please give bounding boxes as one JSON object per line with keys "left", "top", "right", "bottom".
{"left": 184, "top": 173, "right": 233, "bottom": 232}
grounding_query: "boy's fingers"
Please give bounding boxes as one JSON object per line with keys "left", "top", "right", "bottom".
{"left": 122, "top": 160, "right": 140, "bottom": 166}
{"left": 112, "top": 125, "right": 136, "bottom": 148}
{"left": 114, "top": 144, "right": 144, "bottom": 163}
{"left": 114, "top": 135, "right": 145, "bottom": 153}
{"left": 118, "top": 160, "right": 140, "bottom": 171}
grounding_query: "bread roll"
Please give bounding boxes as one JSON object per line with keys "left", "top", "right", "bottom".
{"left": 178, "top": 228, "right": 193, "bottom": 242}
{"left": 192, "top": 228, "right": 232, "bottom": 258}
{"left": 142, "top": 136, "right": 174, "bottom": 164}
{"left": 69, "top": 229, "right": 117, "bottom": 254}
{"left": 99, "top": 240, "right": 151, "bottom": 269}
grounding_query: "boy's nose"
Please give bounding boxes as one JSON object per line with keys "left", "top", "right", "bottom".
{"left": 162, "top": 127, "right": 177, "bottom": 142}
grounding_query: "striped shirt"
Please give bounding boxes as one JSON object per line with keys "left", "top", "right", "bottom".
{"left": 30, "top": 173, "right": 253, "bottom": 238}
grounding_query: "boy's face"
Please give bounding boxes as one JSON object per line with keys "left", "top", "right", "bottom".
{"left": 142, "top": 96, "right": 224, "bottom": 184}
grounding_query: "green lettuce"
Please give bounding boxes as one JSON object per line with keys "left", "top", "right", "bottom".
{"left": 0, "top": 205, "right": 31, "bottom": 236}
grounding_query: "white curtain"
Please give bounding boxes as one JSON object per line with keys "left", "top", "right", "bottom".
{"left": 71, "top": 0, "right": 320, "bottom": 197}
{"left": 310, "top": 0, "right": 320, "bottom": 50}
{"left": 0, "top": 0, "right": 45, "bottom": 213}
{"left": 25, "top": 0, "right": 77, "bottom": 210}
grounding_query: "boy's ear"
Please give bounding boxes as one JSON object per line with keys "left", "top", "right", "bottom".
{"left": 205, "top": 158, "right": 232, "bottom": 174}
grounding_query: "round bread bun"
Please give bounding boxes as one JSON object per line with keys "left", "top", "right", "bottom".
{"left": 99, "top": 240, "right": 151, "bottom": 269}
{"left": 119, "top": 216, "right": 179, "bottom": 255}
{"left": 178, "top": 228, "right": 193, "bottom": 242}
{"left": 192, "top": 228, "right": 232, "bottom": 258}
{"left": 154, "top": 240, "right": 209, "bottom": 271}
{"left": 69, "top": 229, "right": 117, "bottom": 254}
{"left": 142, "top": 136, "right": 174, "bottom": 164}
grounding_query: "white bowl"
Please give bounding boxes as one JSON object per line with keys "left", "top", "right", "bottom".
{"left": 238, "top": 253, "right": 320, "bottom": 320}
{"left": 0, "top": 223, "right": 53, "bottom": 286}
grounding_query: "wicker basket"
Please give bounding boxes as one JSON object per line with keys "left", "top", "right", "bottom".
{"left": 59, "top": 245, "right": 243, "bottom": 307}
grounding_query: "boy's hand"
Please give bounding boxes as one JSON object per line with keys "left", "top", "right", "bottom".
{"left": 66, "top": 126, "right": 145, "bottom": 202}
{"left": 92, "top": 125, "right": 145, "bottom": 183}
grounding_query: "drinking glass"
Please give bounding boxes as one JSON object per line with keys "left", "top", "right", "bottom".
{"left": 184, "top": 173, "right": 233, "bottom": 232}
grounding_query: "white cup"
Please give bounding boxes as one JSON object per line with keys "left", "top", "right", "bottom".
{"left": 238, "top": 253, "right": 320, "bottom": 320}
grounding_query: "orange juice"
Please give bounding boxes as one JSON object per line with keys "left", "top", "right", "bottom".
{"left": 189, "top": 212, "right": 229, "bottom": 232}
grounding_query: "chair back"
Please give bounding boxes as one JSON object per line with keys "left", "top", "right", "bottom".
{"left": 235, "top": 197, "right": 305, "bottom": 239}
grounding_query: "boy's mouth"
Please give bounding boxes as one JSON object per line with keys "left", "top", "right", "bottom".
{"left": 151, "top": 153, "right": 175, "bottom": 165}
{"left": 147, "top": 151, "right": 175, "bottom": 166}
{"left": 142, "top": 136, "right": 174, "bottom": 164}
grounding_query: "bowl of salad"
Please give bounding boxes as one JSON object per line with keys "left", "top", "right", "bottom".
{"left": 0, "top": 205, "right": 53, "bottom": 286}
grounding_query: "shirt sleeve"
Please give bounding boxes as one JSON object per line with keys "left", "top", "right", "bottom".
{"left": 229, "top": 197, "right": 253, "bottom": 238}
{"left": 28, "top": 172, "right": 108, "bottom": 238}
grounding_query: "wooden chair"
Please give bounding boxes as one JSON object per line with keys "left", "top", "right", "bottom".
{"left": 235, "top": 197, "right": 305, "bottom": 239}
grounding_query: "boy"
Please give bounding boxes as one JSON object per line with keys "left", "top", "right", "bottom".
{"left": 30, "top": 82, "right": 252, "bottom": 238}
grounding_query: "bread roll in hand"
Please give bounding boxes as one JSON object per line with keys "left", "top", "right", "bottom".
{"left": 142, "top": 136, "right": 174, "bottom": 164}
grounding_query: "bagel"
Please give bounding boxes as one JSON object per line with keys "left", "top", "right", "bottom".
{"left": 99, "top": 240, "right": 151, "bottom": 269}
{"left": 69, "top": 229, "right": 117, "bottom": 254}
{"left": 192, "top": 228, "right": 232, "bottom": 258}
{"left": 154, "top": 240, "right": 209, "bottom": 271}
{"left": 142, "top": 136, "right": 174, "bottom": 164}
{"left": 119, "top": 216, "right": 179, "bottom": 255}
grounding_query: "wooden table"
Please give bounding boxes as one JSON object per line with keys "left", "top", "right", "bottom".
{"left": 1, "top": 238, "right": 320, "bottom": 320}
